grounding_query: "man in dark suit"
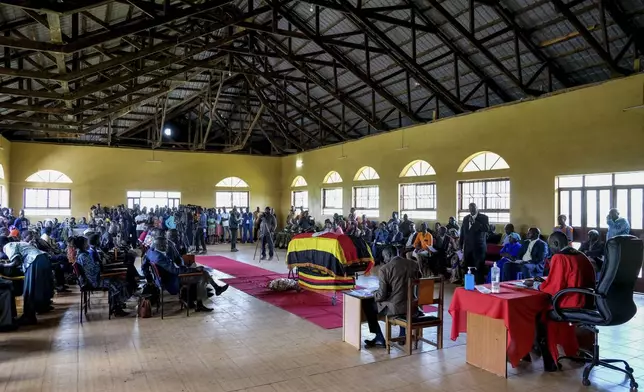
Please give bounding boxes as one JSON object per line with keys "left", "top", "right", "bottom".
{"left": 579, "top": 229, "right": 604, "bottom": 271}
{"left": 459, "top": 203, "right": 489, "bottom": 284}
{"left": 363, "top": 247, "right": 421, "bottom": 348}
{"left": 501, "top": 227, "right": 548, "bottom": 281}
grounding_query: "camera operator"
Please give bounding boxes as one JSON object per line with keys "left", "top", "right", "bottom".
{"left": 258, "top": 207, "right": 276, "bottom": 260}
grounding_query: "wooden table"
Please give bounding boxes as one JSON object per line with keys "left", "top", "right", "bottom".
{"left": 465, "top": 312, "right": 509, "bottom": 377}
{"left": 449, "top": 285, "right": 551, "bottom": 378}
{"left": 342, "top": 292, "right": 371, "bottom": 350}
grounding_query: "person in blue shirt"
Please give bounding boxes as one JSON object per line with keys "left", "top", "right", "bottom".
{"left": 144, "top": 236, "right": 227, "bottom": 312}
{"left": 372, "top": 222, "right": 390, "bottom": 264}
{"left": 496, "top": 232, "right": 522, "bottom": 279}
{"left": 242, "top": 208, "right": 254, "bottom": 243}
{"left": 501, "top": 224, "right": 516, "bottom": 245}
{"left": 501, "top": 228, "right": 548, "bottom": 281}
{"left": 500, "top": 232, "right": 522, "bottom": 258}
{"left": 76, "top": 217, "right": 89, "bottom": 229}
{"left": 165, "top": 212, "right": 176, "bottom": 230}
{"left": 607, "top": 208, "right": 630, "bottom": 239}
{"left": 13, "top": 210, "right": 30, "bottom": 234}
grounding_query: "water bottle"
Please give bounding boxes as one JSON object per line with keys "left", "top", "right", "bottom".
{"left": 491, "top": 262, "right": 501, "bottom": 293}
{"left": 464, "top": 267, "right": 476, "bottom": 291}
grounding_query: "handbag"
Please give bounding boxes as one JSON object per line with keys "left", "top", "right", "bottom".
{"left": 138, "top": 298, "right": 152, "bottom": 318}
{"left": 141, "top": 282, "right": 160, "bottom": 307}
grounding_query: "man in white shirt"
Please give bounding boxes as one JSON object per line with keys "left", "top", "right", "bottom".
{"left": 135, "top": 209, "right": 148, "bottom": 238}
{"left": 221, "top": 207, "right": 230, "bottom": 243}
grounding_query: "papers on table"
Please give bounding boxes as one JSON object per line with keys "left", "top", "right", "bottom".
{"left": 474, "top": 285, "right": 491, "bottom": 294}
{"left": 347, "top": 289, "right": 375, "bottom": 299}
{"left": 505, "top": 280, "right": 540, "bottom": 290}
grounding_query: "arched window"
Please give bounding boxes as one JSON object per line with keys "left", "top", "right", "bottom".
{"left": 291, "top": 176, "right": 308, "bottom": 187}
{"left": 322, "top": 171, "right": 342, "bottom": 215}
{"left": 353, "top": 167, "right": 379, "bottom": 217}
{"left": 26, "top": 169, "right": 72, "bottom": 183}
{"left": 291, "top": 176, "right": 308, "bottom": 214}
{"left": 459, "top": 152, "right": 509, "bottom": 172}
{"left": 216, "top": 176, "right": 249, "bottom": 188}
{"left": 215, "top": 177, "right": 249, "bottom": 209}
{"left": 323, "top": 171, "right": 343, "bottom": 184}
{"left": 457, "top": 152, "right": 510, "bottom": 223}
{"left": 400, "top": 160, "right": 436, "bottom": 177}
{"left": 354, "top": 166, "right": 380, "bottom": 181}
{"left": 24, "top": 170, "right": 72, "bottom": 216}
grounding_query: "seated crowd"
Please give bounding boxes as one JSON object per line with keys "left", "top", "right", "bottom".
{"left": 0, "top": 200, "right": 633, "bottom": 371}
{"left": 0, "top": 204, "right": 243, "bottom": 330}
{"left": 349, "top": 204, "right": 630, "bottom": 373}
{"left": 291, "top": 204, "right": 628, "bottom": 288}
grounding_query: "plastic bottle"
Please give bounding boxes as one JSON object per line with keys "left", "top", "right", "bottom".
{"left": 491, "top": 262, "right": 501, "bottom": 293}
{"left": 464, "top": 267, "right": 476, "bottom": 290}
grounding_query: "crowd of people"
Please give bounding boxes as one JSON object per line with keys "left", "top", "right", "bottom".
{"left": 259, "top": 203, "right": 633, "bottom": 287}
{"left": 356, "top": 203, "right": 631, "bottom": 373}
{"left": 0, "top": 204, "right": 277, "bottom": 329}
{"left": 0, "top": 200, "right": 632, "bottom": 333}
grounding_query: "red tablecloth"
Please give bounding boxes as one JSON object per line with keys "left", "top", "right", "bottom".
{"left": 449, "top": 285, "right": 552, "bottom": 367}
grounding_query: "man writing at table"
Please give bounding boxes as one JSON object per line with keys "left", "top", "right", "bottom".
{"left": 525, "top": 231, "right": 596, "bottom": 371}
{"left": 363, "top": 247, "right": 420, "bottom": 348}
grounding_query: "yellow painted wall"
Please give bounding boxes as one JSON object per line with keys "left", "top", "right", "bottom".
{"left": 280, "top": 74, "right": 644, "bottom": 233}
{"left": 6, "top": 74, "right": 644, "bottom": 231}
{"left": 9, "top": 143, "right": 281, "bottom": 220}
{"left": 0, "top": 136, "right": 10, "bottom": 209}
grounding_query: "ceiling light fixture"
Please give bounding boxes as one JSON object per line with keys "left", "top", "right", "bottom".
{"left": 164, "top": 127, "right": 172, "bottom": 136}
{"left": 296, "top": 159, "right": 303, "bottom": 168}
{"left": 310, "top": 3, "right": 314, "bottom": 12}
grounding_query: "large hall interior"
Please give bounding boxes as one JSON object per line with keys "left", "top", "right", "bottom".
{"left": 0, "top": 0, "right": 644, "bottom": 391}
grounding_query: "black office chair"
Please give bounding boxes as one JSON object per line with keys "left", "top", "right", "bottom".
{"left": 550, "top": 235, "right": 642, "bottom": 391}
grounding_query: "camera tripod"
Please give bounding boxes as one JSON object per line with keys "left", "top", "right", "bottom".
{"left": 253, "top": 234, "right": 280, "bottom": 262}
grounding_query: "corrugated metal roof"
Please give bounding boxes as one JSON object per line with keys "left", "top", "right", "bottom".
{"left": 0, "top": 0, "right": 642, "bottom": 153}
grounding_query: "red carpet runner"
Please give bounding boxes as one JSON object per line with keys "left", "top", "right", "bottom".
{"left": 197, "top": 256, "right": 344, "bottom": 329}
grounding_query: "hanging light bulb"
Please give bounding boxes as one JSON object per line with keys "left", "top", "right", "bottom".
{"left": 310, "top": 3, "right": 314, "bottom": 12}
{"left": 228, "top": 70, "right": 232, "bottom": 77}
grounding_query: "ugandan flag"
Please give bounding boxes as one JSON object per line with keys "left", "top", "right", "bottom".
{"left": 297, "top": 269, "right": 356, "bottom": 291}
{"left": 286, "top": 233, "right": 375, "bottom": 279}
